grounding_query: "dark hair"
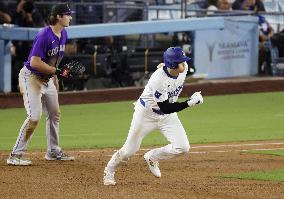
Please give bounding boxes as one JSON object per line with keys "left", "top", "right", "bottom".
{"left": 49, "top": 15, "right": 57, "bottom": 25}
{"left": 49, "top": 14, "right": 63, "bottom": 25}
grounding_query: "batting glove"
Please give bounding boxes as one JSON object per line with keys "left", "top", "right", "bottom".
{"left": 187, "top": 91, "right": 203, "bottom": 107}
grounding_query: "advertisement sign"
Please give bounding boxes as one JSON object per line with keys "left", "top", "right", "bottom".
{"left": 194, "top": 17, "right": 259, "bottom": 78}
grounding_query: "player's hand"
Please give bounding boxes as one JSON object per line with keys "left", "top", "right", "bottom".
{"left": 187, "top": 91, "right": 203, "bottom": 107}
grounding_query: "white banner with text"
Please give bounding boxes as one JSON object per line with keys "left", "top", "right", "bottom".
{"left": 194, "top": 16, "right": 259, "bottom": 79}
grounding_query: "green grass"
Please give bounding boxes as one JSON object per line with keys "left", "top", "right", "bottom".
{"left": 243, "top": 149, "right": 284, "bottom": 156}
{"left": 182, "top": 92, "right": 284, "bottom": 143}
{"left": 0, "top": 91, "right": 284, "bottom": 151}
{"left": 223, "top": 141, "right": 284, "bottom": 183}
{"left": 223, "top": 169, "right": 284, "bottom": 182}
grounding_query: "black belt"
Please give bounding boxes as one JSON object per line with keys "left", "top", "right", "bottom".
{"left": 139, "top": 98, "right": 164, "bottom": 115}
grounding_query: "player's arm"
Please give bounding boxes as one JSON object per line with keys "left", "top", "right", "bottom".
{"left": 28, "top": 33, "right": 59, "bottom": 75}
{"left": 157, "top": 91, "right": 203, "bottom": 114}
{"left": 30, "top": 56, "right": 57, "bottom": 75}
{"left": 157, "top": 99, "right": 189, "bottom": 114}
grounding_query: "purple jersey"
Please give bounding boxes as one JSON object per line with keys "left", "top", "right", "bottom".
{"left": 25, "top": 26, "right": 68, "bottom": 77}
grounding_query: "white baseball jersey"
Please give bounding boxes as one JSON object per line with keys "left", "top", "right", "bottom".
{"left": 139, "top": 62, "right": 188, "bottom": 113}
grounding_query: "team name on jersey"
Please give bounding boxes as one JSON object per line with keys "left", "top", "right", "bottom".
{"left": 48, "top": 45, "right": 65, "bottom": 56}
{"left": 168, "top": 85, "right": 183, "bottom": 98}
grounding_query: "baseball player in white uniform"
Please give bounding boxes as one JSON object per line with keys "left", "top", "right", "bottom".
{"left": 103, "top": 47, "right": 203, "bottom": 185}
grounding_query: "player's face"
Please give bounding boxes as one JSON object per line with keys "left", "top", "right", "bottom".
{"left": 58, "top": 14, "right": 72, "bottom": 27}
{"left": 176, "top": 62, "right": 186, "bottom": 73}
{"left": 168, "top": 62, "right": 186, "bottom": 77}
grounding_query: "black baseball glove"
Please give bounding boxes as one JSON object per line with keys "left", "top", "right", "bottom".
{"left": 56, "top": 60, "right": 86, "bottom": 78}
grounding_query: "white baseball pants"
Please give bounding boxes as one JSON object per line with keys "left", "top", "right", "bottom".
{"left": 106, "top": 102, "right": 190, "bottom": 172}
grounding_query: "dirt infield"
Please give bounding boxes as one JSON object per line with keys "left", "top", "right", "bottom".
{"left": 0, "top": 141, "right": 283, "bottom": 199}
{"left": 1, "top": 77, "right": 283, "bottom": 198}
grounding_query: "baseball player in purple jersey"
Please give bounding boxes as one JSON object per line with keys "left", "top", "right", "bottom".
{"left": 103, "top": 47, "right": 204, "bottom": 185}
{"left": 7, "top": 3, "right": 75, "bottom": 166}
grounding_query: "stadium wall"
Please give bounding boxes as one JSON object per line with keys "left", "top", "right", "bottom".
{"left": 1, "top": 76, "right": 284, "bottom": 109}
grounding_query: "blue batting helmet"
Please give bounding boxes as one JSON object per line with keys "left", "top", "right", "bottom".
{"left": 163, "top": 47, "right": 190, "bottom": 69}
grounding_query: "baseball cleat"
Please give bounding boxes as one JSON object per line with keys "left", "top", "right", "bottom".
{"left": 144, "top": 152, "right": 161, "bottom": 178}
{"left": 44, "top": 150, "right": 74, "bottom": 161}
{"left": 103, "top": 169, "right": 116, "bottom": 186}
{"left": 7, "top": 154, "right": 32, "bottom": 166}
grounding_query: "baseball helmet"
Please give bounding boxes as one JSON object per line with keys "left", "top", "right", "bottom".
{"left": 163, "top": 47, "right": 190, "bottom": 69}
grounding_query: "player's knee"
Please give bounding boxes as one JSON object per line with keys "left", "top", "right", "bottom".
{"left": 53, "top": 111, "right": 60, "bottom": 121}
{"left": 29, "top": 113, "right": 41, "bottom": 122}
{"left": 55, "top": 110, "right": 61, "bottom": 119}
{"left": 121, "top": 150, "right": 134, "bottom": 159}
{"left": 47, "top": 109, "right": 61, "bottom": 121}
{"left": 27, "top": 119, "right": 39, "bottom": 131}
{"left": 120, "top": 148, "right": 136, "bottom": 160}
{"left": 175, "top": 143, "right": 190, "bottom": 154}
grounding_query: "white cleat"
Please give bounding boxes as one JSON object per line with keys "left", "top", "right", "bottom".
{"left": 7, "top": 154, "right": 32, "bottom": 166}
{"left": 103, "top": 169, "right": 116, "bottom": 186}
{"left": 144, "top": 152, "right": 161, "bottom": 178}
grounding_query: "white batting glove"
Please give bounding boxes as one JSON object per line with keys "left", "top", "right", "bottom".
{"left": 187, "top": 91, "right": 203, "bottom": 107}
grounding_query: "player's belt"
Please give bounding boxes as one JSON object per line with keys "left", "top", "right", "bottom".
{"left": 32, "top": 74, "right": 50, "bottom": 83}
{"left": 31, "top": 71, "right": 52, "bottom": 83}
{"left": 139, "top": 98, "right": 164, "bottom": 115}
{"left": 152, "top": 108, "right": 164, "bottom": 115}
